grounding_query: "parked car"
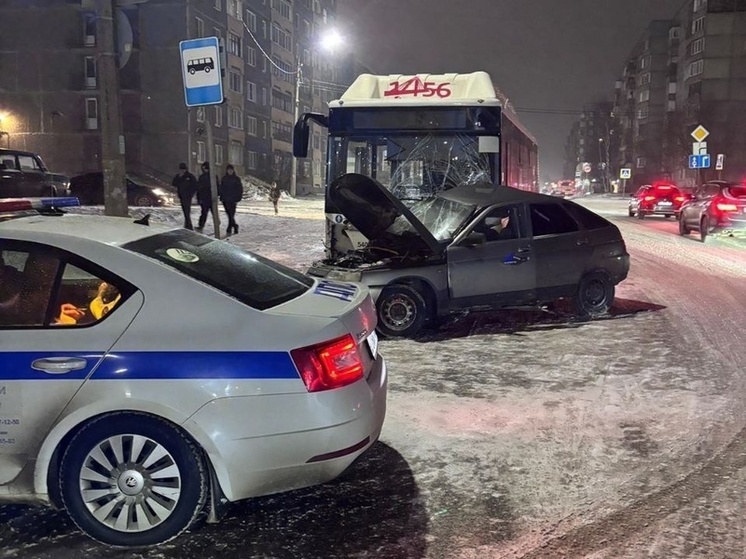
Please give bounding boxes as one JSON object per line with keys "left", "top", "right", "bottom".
{"left": 0, "top": 197, "right": 386, "bottom": 546}
{"left": 628, "top": 182, "right": 689, "bottom": 219}
{"left": 678, "top": 181, "right": 746, "bottom": 242}
{"left": 70, "top": 172, "right": 173, "bottom": 207}
{"left": 0, "top": 148, "right": 69, "bottom": 198}
{"left": 307, "top": 173, "right": 630, "bottom": 338}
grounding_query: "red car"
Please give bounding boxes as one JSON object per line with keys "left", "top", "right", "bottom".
{"left": 628, "top": 182, "right": 690, "bottom": 219}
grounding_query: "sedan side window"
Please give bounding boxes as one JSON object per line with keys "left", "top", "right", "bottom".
{"left": 51, "top": 264, "right": 124, "bottom": 327}
{"left": 471, "top": 205, "right": 522, "bottom": 242}
{"left": 0, "top": 242, "right": 129, "bottom": 328}
{"left": 529, "top": 203, "right": 580, "bottom": 237}
{"left": 17, "top": 155, "right": 42, "bottom": 172}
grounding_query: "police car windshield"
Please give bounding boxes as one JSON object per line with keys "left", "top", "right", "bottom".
{"left": 123, "top": 230, "right": 313, "bottom": 311}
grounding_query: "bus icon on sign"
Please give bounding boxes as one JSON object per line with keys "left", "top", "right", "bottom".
{"left": 187, "top": 57, "right": 215, "bottom": 75}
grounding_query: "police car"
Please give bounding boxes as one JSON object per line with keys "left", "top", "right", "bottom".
{"left": 0, "top": 198, "right": 386, "bottom": 547}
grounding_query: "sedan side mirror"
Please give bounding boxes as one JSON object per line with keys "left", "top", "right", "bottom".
{"left": 461, "top": 232, "right": 486, "bottom": 247}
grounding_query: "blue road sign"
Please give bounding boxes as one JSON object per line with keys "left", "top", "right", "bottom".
{"left": 688, "top": 154, "right": 711, "bottom": 169}
{"left": 179, "top": 37, "right": 224, "bottom": 107}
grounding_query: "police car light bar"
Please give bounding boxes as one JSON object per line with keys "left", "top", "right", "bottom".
{"left": 0, "top": 197, "right": 80, "bottom": 212}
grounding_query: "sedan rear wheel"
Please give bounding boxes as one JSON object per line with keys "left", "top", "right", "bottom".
{"left": 575, "top": 271, "right": 615, "bottom": 318}
{"left": 376, "top": 284, "right": 428, "bottom": 338}
{"left": 60, "top": 413, "right": 207, "bottom": 547}
{"left": 636, "top": 211, "right": 645, "bottom": 220}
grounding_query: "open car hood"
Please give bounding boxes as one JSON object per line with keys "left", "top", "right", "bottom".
{"left": 329, "top": 173, "right": 442, "bottom": 256}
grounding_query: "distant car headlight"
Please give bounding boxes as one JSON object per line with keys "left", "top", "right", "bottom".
{"left": 152, "top": 188, "right": 167, "bottom": 196}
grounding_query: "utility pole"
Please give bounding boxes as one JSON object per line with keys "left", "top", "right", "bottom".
{"left": 290, "top": 56, "right": 302, "bottom": 198}
{"left": 97, "top": 0, "right": 128, "bottom": 216}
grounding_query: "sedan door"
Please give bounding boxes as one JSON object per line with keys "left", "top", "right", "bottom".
{"left": 17, "top": 154, "right": 50, "bottom": 197}
{"left": 446, "top": 203, "right": 536, "bottom": 305}
{"left": 529, "top": 202, "right": 592, "bottom": 297}
{"left": 0, "top": 240, "right": 141, "bottom": 485}
{"left": 0, "top": 155, "right": 22, "bottom": 197}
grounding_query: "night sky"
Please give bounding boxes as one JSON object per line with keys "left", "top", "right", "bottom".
{"left": 337, "top": 0, "right": 685, "bottom": 181}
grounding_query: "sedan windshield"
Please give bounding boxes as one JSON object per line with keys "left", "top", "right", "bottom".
{"left": 407, "top": 196, "right": 476, "bottom": 242}
{"left": 124, "top": 230, "right": 313, "bottom": 310}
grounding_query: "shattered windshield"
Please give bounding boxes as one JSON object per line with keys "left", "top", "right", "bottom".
{"left": 408, "top": 196, "right": 476, "bottom": 242}
{"left": 329, "top": 134, "right": 495, "bottom": 202}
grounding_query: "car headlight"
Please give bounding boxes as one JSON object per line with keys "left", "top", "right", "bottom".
{"left": 152, "top": 188, "right": 167, "bottom": 196}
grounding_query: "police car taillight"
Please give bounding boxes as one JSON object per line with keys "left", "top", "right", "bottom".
{"left": 291, "top": 334, "right": 364, "bottom": 392}
{"left": 0, "top": 197, "right": 80, "bottom": 213}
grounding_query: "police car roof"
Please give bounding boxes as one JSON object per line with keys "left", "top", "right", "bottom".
{"left": 0, "top": 212, "right": 176, "bottom": 246}
{"left": 438, "top": 183, "right": 557, "bottom": 207}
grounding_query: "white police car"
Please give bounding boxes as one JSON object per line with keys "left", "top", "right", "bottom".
{"left": 0, "top": 198, "right": 386, "bottom": 546}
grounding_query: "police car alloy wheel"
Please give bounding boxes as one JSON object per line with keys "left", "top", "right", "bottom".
{"left": 59, "top": 413, "right": 207, "bottom": 547}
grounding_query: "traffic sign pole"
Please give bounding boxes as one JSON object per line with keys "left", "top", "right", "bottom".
{"left": 205, "top": 120, "right": 221, "bottom": 240}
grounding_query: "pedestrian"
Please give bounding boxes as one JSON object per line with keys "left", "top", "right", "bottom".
{"left": 196, "top": 161, "right": 213, "bottom": 231}
{"left": 269, "top": 181, "right": 281, "bottom": 216}
{"left": 219, "top": 163, "right": 243, "bottom": 236}
{"left": 172, "top": 162, "right": 198, "bottom": 230}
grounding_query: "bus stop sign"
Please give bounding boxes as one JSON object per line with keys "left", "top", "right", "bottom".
{"left": 179, "top": 37, "right": 224, "bottom": 107}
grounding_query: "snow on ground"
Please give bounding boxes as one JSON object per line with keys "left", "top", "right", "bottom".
{"left": 3, "top": 198, "right": 746, "bottom": 558}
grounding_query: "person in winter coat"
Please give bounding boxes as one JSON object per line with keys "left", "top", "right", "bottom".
{"left": 171, "top": 162, "right": 198, "bottom": 230}
{"left": 196, "top": 161, "right": 213, "bottom": 231}
{"left": 269, "top": 181, "right": 281, "bottom": 216}
{"left": 219, "top": 164, "right": 243, "bottom": 235}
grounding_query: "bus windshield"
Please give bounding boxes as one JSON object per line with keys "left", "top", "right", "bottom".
{"left": 329, "top": 134, "right": 496, "bottom": 201}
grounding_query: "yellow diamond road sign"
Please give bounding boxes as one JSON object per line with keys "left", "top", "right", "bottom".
{"left": 691, "top": 125, "right": 710, "bottom": 142}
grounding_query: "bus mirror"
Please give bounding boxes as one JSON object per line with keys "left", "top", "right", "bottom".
{"left": 293, "top": 119, "right": 310, "bottom": 158}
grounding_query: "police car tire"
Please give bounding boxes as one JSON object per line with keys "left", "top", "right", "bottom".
{"left": 59, "top": 413, "right": 207, "bottom": 547}
{"left": 575, "top": 271, "right": 615, "bottom": 318}
{"left": 376, "top": 284, "right": 427, "bottom": 338}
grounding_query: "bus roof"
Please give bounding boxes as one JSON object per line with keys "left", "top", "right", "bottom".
{"left": 331, "top": 71, "right": 503, "bottom": 108}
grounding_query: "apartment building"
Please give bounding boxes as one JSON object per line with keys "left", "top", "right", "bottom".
{"left": 0, "top": 0, "right": 347, "bottom": 189}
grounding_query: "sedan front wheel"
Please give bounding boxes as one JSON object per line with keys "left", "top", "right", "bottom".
{"left": 376, "top": 284, "right": 428, "bottom": 338}
{"left": 60, "top": 413, "right": 207, "bottom": 547}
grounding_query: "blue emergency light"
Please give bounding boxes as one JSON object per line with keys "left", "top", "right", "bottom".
{"left": 0, "top": 197, "right": 80, "bottom": 212}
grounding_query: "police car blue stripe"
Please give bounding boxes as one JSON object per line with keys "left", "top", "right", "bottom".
{"left": 92, "top": 351, "right": 299, "bottom": 380}
{"left": 0, "top": 351, "right": 300, "bottom": 381}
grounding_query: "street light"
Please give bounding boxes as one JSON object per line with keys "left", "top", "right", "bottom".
{"left": 290, "top": 29, "right": 344, "bottom": 198}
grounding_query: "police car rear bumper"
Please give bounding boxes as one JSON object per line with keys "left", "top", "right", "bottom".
{"left": 188, "top": 355, "right": 387, "bottom": 503}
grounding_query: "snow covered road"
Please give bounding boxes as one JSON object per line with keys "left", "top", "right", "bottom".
{"left": 2, "top": 198, "right": 746, "bottom": 558}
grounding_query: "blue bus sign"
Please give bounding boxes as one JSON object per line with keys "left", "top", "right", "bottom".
{"left": 179, "top": 37, "right": 223, "bottom": 107}
{"left": 688, "top": 154, "right": 711, "bottom": 169}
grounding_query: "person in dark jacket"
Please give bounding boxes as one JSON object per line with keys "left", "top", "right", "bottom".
{"left": 269, "top": 181, "right": 281, "bottom": 216}
{"left": 219, "top": 164, "right": 243, "bottom": 236}
{"left": 196, "top": 161, "right": 213, "bottom": 231}
{"left": 172, "top": 162, "right": 198, "bottom": 230}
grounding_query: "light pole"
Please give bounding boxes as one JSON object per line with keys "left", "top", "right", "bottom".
{"left": 289, "top": 29, "right": 343, "bottom": 198}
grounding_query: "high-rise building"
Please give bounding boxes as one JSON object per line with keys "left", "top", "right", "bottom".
{"left": 0, "top": 0, "right": 348, "bottom": 190}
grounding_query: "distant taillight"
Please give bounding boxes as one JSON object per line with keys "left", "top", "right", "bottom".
{"left": 716, "top": 202, "right": 739, "bottom": 212}
{"left": 291, "top": 334, "right": 364, "bottom": 392}
{"left": 674, "top": 195, "right": 686, "bottom": 202}
{"left": 643, "top": 195, "right": 656, "bottom": 201}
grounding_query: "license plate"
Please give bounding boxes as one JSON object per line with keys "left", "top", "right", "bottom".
{"left": 658, "top": 201, "right": 672, "bottom": 206}
{"left": 366, "top": 331, "right": 379, "bottom": 357}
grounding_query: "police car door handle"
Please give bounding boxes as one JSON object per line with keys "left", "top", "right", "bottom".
{"left": 31, "top": 357, "right": 88, "bottom": 374}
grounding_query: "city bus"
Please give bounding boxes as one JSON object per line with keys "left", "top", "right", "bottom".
{"left": 293, "top": 71, "right": 538, "bottom": 258}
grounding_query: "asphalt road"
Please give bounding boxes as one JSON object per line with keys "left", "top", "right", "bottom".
{"left": 2, "top": 198, "right": 746, "bottom": 559}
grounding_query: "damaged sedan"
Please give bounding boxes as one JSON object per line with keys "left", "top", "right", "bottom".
{"left": 308, "top": 173, "right": 630, "bottom": 338}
